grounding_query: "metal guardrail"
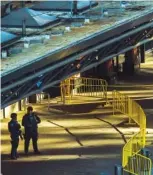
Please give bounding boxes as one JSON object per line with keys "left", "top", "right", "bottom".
{"left": 60, "top": 77, "right": 108, "bottom": 104}
{"left": 123, "top": 131, "right": 152, "bottom": 175}
{"left": 112, "top": 90, "right": 152, "bottom": 174}
{"left": 60, "top": 78, "right": 152, "bottom": 173}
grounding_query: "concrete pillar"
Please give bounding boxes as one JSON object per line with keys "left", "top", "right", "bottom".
{"left": 97, "top": 59, "right": 113, "bottom": 75}
{"left": 81, "top": 59, "right": 114, "bottom": 82}
{"left": 28, "top": 94, "right": 37, "bottom": 103}
{"left": 140, "top": 44, "right": 145, "bottom": 63}
{"left": 22, "top": 98, "right": 27, "bottom": 111}
{"left": 123, "top": 50, "right": 134, "bottom": 75}
{"left": 3, "top": 109, "right": 5, "bottom": 119}
{"left": 123, "top": 48, "right": 140, "bottom": 75}
{"left": 112, "top": 59, "right": 115, "bottom": 69}
{"left": 116, "top": 56, "right": 119, "bottom": 72}
{"left": 18, "top": 100, "right": 22, "bottom": 111}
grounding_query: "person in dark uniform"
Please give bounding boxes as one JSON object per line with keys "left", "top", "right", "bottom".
{"left": 22, "top": 106, "right": 41, "bottom": 155}
{"left": 8, "top": 113, "right": 23, "bottom": 160}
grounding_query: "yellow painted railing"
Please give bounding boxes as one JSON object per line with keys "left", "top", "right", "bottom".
{"left": 61, "top": 77, "right": 108, "bottom": 104}
{"left": 112, "top": 90, "right": 152, "bottom": 174}
{"left": 61, "top": 78, "right": 152, "bottom": 173}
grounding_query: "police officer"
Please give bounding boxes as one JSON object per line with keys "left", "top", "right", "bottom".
{"left": 8, "top": 113, "right": 23, "bottom": 160}
{"left": 22, "top": 106, "right": 41, "bottom": 155}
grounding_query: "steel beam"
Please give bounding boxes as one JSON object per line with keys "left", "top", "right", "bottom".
{"left": 2, "top": 10, "right": 153, "bottom": 84}
{"left": 2, "top": 22, "right": 153, "bottom": 92}
{"left": 1, "top": 36, "right": 153, "bottom": 109}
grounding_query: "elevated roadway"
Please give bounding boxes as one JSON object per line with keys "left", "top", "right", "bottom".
{"left": 1, "top": 3, "right": 153, "bottom": 108}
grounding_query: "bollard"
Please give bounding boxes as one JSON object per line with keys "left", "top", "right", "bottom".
{"left": 114, "top": 165, "right": 123, "bottom": 175}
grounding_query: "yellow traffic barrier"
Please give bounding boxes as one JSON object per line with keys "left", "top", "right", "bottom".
{"left": 112, "top": 90, "right": 152, "bottom": 174}
{"left": 61, "top": 78, "right": 152, "bottom": 173}
{"left": 61, "top": 77, "right": 108, "bottom": 104}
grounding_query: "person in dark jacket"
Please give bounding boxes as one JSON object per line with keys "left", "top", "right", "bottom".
{"left": 22, "top": 106, "right": 41, "bottom": 155}
{"left": 8, "top": 113, "right": 23, "bottom": 160}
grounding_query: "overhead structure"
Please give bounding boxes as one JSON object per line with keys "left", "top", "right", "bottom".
{"left": 1, "top": 4, "right": 153, "bottom": 108}
{"left": 1, "top": 7, "right": 60, "bottom": 28}
{"left": 1, "top": 31, "right": 19, "bottom": 48}
{"left": 31, "top": 0, "right": 98, "bottom": 13}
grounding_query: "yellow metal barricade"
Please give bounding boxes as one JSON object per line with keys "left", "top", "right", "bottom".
{"left": 60, "top": 78, "right": 73, "bottom": 104}
{"left": 112, "top": 90, "right": 152, "bottom": 174}
{"left": 60, "top": 77, "right": 108, "bottom": 104}
{"left": 60, "top": 78, "right": 152, "bottom": 173}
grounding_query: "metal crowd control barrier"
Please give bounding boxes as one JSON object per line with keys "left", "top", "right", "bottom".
{"left": 60, "top": 77, "right": 108, "bottom": 104}
{"left": 112, "top": 90, "right": 152, "bottom": 175}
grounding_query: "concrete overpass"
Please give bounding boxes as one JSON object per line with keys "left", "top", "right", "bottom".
{"left": 1, "top": 2, "right": 153, "bottom": 108}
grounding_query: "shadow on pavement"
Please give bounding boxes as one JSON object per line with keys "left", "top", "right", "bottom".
{"left": 1, "top": 144, "right": 122, "bottom": 175}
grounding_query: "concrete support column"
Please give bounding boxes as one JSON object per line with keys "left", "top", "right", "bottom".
{"left": 18, "top": 100, "right": 22, "bottom": 111}
{"left": 28, "top": 94, "right": 37, "bottom": 103}
{"left": 112, "top": 59, "right": 115, "bottom": 69}
{"left": 3, "top": 109, "right": 5, "bottom": 119}
{"left": 140, "top": 44, "right": 145, "bottom": 63}
{"left": 81, "top": 58, "right": 114, "bottom": 82}
{"left": 123, "top": 48, "right": 140, "bottom": 75}
{"left": 22, "top": 98, "right": 27, "bottom": 111}
{"left": 96, "top": 59, "right": 113, "bottom": 78}
{"left": 123, "top": 50, "right": 133, "bottom": 75}
{"left": 116, "top": 55, "right": 119, "bottom": 72}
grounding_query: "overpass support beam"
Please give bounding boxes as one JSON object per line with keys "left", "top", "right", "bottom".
{"left": 18, "top": 100, "right": 22, "bottom": 111}
{"left": 82, "top": 58, "right": 115, "bottom": 84}
{"left": 116, "top": 55, "right": 119, "bottom": 73}
{"left": 140, "top": 44, "right": 145, "bottom": 63}
{"left": 123, "top": 48, "right": 140, "bottom": 75}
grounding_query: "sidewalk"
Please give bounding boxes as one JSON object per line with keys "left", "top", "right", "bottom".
{"left": 1, "top": 103, "right": 128, "bottom": 175}
{"left": 1, "top": 93, "right": 153, "bottom": 175}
